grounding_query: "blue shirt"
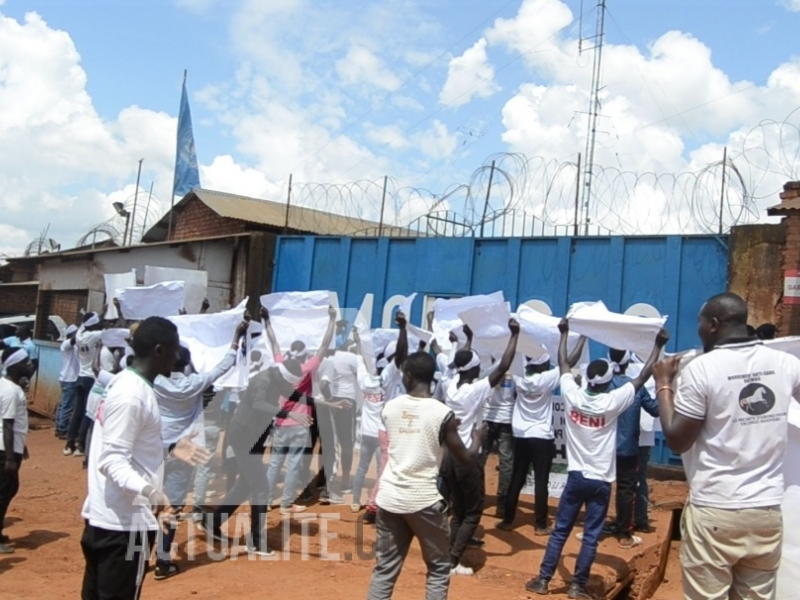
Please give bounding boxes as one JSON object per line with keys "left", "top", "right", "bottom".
{"left": 610, "top": 374, "right": 659, "bottom": 457}
{"left": 3, "top": 337, "right": 38, "bottom": 360}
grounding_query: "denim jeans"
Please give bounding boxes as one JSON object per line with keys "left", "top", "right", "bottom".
{"left": 67, "top": 376, "right": 94, "bottom": 450}
{"left": 157, "top": 452, "right": 196, "bottom": 567}
{"left": 193, "top": 425, "right": 220, "bottom": 510}
{"left": 538, "top": 471, "right": 612, "bottom": 587}
{"left": 56, "top": 381, "right": 77, "bottom": 435}
{"left": 352, "top": 435, "right": 381, "bottom": 505}
{"left": 635, "top": 446, "right": 651, "bottom": 528}
{"left": 482, "top": 421, "right": 514, "bottom": 500}
{"left": 266, "top": 426, "right": 311, "bottom": 508}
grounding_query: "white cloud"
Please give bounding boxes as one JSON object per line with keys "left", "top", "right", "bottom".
{"left": 439, "top": 38, "right": 499, "bottom": 107}
{"left": 781, "top": 0, "right": 800, "bottom": 11}
{"left": 335, "top": 46, "right": 402, "bottom": 92}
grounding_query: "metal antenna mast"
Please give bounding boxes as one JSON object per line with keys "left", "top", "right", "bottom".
{"left": 579, "top": 0, "right": 607, "bottom": 236}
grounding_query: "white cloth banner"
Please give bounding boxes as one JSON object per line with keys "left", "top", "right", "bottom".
{"left": 370, "top": 328, "right": 426, "bottom": 358}
{"left": 354, "top": 295, "right": 377, "bottom": 373}
{"left": 116, "top": 281, "right": 185, "bottom": 320}
{"left": 168, "top": 299, "right": 247, "bottom": 387}
{"left": 516, "top": 305, "right": 587, "bottom": 363}
{"left": 261, "top": 291, "right": 334, "bottom": 353}
{"left": 104, "top": 270, "right": 137, "bottom": 319}
{"left": 567, "top": 300, "right": 667, "bottom": 360}
{"left": 144, "top": 266, "right": 208, "bottom": 314}
{"left": 261, "top": 291, "right": 330, "bottom": 311}
{"left": 101, "top": 328, "right": 130, "bottom": 349}
{"left": 432, "top": 292, "right": 505, "bottom": 350}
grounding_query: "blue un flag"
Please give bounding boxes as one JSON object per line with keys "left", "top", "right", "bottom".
{"left": 172, "top": 75, "right": 201, "bottom": 198}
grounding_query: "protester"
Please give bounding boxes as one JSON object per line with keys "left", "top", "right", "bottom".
{"left": 0, "top": 347, "right": 33, "bottom": 554}
{"left": 262, "top": 306, "right": 336, "bottom": 514}
{"left": 55, "top": 324, "right": 79, "bottom": 440}
{"left": 441, "top": 320, "right": 519, "bottom": 576}
{"left": 366, "top": 351, "right": 485, "bottom": 600}
{"left": 636, "top": 411, "right": 656, "bottom": 533}
{"left": 481, "top": 361, "right": 516, "bottom": 519}
{"left": 65, "top": 312, "right": 104, "bottom": 457}
{"left": 603, "top": 348, "right": 659, "bottom": 548}
{"left": 498, "top": 339, "right": 586, "bottom": 534}
{"left": 3, "top": 326, "right": 38, "bottom": 372}
{"left": 80, "top": 316, "right": 209, "bottom": 600}
{"left": 153, "top": 318, "right": 248, "bottom": 580}
{"left": 83, "top": 340, "right": 125, "bottom": 469}
{"left": 527, "top": 319, "right": 667, "bottom": 599}
{"left": 653, "top": 292, "right": 800, "bottom": 600}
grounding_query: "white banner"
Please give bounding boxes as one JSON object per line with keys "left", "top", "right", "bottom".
{"left": 144, "top": 266, "right": 208, "bottom": 314}
{"left": 432, "top": 291, "right": 505, "bottom": 350}
{"left": 104, "top": 270, "right": 137, "bottom": 319}
{"left": 116, "top": 281, "right": 185, "bottom": 320}
{"left": 100, "top": 328, "right": 129, "bottom": 349}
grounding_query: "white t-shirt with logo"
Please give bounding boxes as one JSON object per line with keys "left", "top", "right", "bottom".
{"left": 59, "top": 339, "right": 79, "bottom": 383}
{"left": 357, "top": 356, "right": 385, "bottom": 439}
{"left": 81, "top": 368, "right": 164, "bottom": 532}
{"left": 512, "top": 368, "right": 562, "bottom": 439}
{"left": 0, "top": 378, "right": 28, "bottom": 454}
{"left": 675, "top": 341, "right": 800, "bottom": 510}
{"left": 560, "top": 374, "right": 635, "bottom": 482}
{"left": 76, "top": 328, "right": 103, "bottom": 379}
{"left": 484, "top": 372, "right": 516, "bottom": 424}
{"left": 443, "top": 377, "right": 493, "bottom": 447}
{"left": 377, "top": 393, "right": 453, "bottom": 513}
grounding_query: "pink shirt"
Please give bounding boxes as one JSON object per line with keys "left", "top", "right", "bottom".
{"left": 274, "top": 353, "right": 319, "bottom": 427}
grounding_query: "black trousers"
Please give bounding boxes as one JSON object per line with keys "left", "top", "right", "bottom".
{"left": 504, "top": 437, "right": 554, "bottom": 529}
{"left": 331, "top": 400, "right": 356, "bottom": 488}
{"left": 442, "top": 452, "right": 484, "bottom": 562}
{"left": 80, "top": 523, "right": 156, "bottom": 600}
{"left": 614, "top": 454, "right": 639, "bottom": 535}
{"left": 0, "top": 451, "right": 22, "bottom": 536}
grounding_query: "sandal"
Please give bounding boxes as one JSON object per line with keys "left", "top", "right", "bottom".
{"left": 618, "top": 535, "right": 643, "bottom": 549}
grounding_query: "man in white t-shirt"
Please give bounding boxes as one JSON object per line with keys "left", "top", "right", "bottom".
{"left": 653, "top": 292, "right": 800, "bottom": 600}
{"left": 65, "top": 312, "right": 104, "bottom": 457}
{"left": 528, "top": 319, "right": 667, "bottom": 599}
{"left": 366, "top": 351, "right": 484, "bottom": 600}
{"left": 499, "top": 339, "right": 586, "bottom": 534}
{"left": 0, "top": 347, "right": 33, "bottom": 554}
{"left": 80, "top": 316, "right": 209, "bottom": 600}
{"left": 55, "top": 324, "right": 79, "bottom": 439}
{"left": 442, "top": 320, "right": 519, "bottom": 576}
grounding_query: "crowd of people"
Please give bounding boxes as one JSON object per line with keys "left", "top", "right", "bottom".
{"left": 0, "top": 290, "right": 795, "bottom": 600}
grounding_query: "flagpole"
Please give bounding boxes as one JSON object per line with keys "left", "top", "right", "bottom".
{"left": 168, "top": 69, "right": 188, "bottom": 242}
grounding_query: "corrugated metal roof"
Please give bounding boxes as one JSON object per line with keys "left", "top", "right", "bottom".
{"left": 143, "top": 189, "right": 417, "bottom": 242}
{"left": 768, "top": 198, "right": 800, "bottom": 215}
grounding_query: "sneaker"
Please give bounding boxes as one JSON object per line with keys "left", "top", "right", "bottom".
{"left": 602, "top": 523, "right": 619, "bottom": 536}
{"left": 496, "top": 520, "right": 514, "bottom": 531}
{"left": 73, "top": 448, "right": 85, "bottom": 457}
{"left": 320, "top": 495, "right": 344, "bottom": 505}
{"left": 618, "top": 535, "right": 643, "bottom": 549}
{"left": 246, "top": 542, "right": 276, "bottom": 557}
{"left": 63, "top": 446, "right": 74, "bottom": 456}
{"left": 363, "top": 511, "right": 376, "bottom": 525}
{"left": 197, "top": 521, "right": 230, "bottom": 545}
{"left": 567, "top": 583, "right": 596, "bottom": 599}
{"left": 297, "top": 489, "right": 315, "bottom": 503}
{"left": 350, "top": 503, "right": 361, "bottom": 513}
{"left": 0, "top": 543, "right": 14, "bottom": 554}
{"left": 450, "top": 563, "right": 474, "bottom": 576}
{"left": 634, "top": 523, "right": 651, "bottom": 534}
{"left": 534, "top": 526, "right": 553, "bottom": 536}
{"left": 341, "top": 488, "right": 352, "bottom": 495}
{"left": 525, "top": 577, "right": 549, "bottom": 595}
{"left": 467, "top": 537, "right": 485, "bottom": 547}
{"left": 153, "top": 562, "right": 180, "bottom": 581}
{"left": 279, "top": 505, "right": 308, "bottom": 515}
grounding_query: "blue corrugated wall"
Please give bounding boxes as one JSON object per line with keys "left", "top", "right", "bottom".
{"left": 273, "top": 235, "right": 728, "bottom": 355}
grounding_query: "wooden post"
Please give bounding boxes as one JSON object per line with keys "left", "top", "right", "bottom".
{"left": 283, "top": 173, "right": 293, "bottom": 234}
{"left": 378, "top": 176, "right": 388, "bottom": 236}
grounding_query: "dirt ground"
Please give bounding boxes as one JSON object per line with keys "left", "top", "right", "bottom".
{"left": 1, "top": 427, "right": 687, "bottom": 599}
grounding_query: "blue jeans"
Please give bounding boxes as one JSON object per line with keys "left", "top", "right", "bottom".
{"left": 266, "top": 426, "right": 311, "bottom": 508}
{"left": 157, "top": 452, "right": 196, "bottom": 567}
{"left": 538, "top": 471, "right": 612, "bottom": 587}
{"left": 192, "top": 425, "right": 220, "bottom": 510}
{"left": 352, "top": 435, "right": 381, "bottom": 505}
{"left": 635, "top": 446, "right": 651, "bottom": 527}
{"left": 56, "top": 381, "right": 77, "bottom": 435}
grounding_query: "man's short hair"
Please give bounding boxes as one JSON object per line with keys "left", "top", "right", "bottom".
{"left": 130, "top": 317, "right": 178, "bottom": 358}
{"left": 1, "top": 347, "right": 23, "bottom": 364}
{"left": 702, "top": 292, "right": 748, "bottom": 326}
{"left": 586, "top": 359, "right": 610, "bottom": 382}
{"left": 451, "top": 350, "right": 474, "bottom": 370}
{"left": 608, "top": 348, "right": 627, "bottom": 364}
{"left": 756, "top": 323, "right": 777, "bottom": 340}
{"left": 290, "top": 340, "right": 306, "bottom": 353}
{"left": 403, "top": 352, "right": 436, "bottom": 386}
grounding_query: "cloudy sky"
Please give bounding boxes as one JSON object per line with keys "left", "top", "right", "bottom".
{"left": 2, "top": 0, "right": 800, "bottom": 255}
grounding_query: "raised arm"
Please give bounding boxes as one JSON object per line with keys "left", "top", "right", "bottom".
{"left": 259, "top": 307, "right": 282, "bottom": 357}
{"left": 92, "top": 341, "right": 104, "bottom": 378}
{"left": 557, "top": 318, "right": 571, "bottom": 375}
{"left": 488, "top": 319, "right": 520, "bottom": 388}
{"left": 630, "top": 329, "right": 669, "bottom": 392}
{"left": 567, "top": 336, "right": 587, "bottom": 368}
{"left": 394, "top": 310, "right": 409, "bottom": 368}
{"left": 112, "top": 298, "right": 126, "bottom": 328}
{"left": 315, "top": 306, "right": 337, "bottom": 360}
{"left": 652, "top": 354, "right": 704, "bottom": 454}
{"left": 463, "top": 324, "right": 473, "bottom": 352}
{"left": 427, "top": 311, "right": 443, "bottom": 356}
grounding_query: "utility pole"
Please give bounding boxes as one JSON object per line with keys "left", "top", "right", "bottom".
{"left": 130, "top": 158, "right": 144, "bottom": 245}
{"left": 579, "top": 0, "right": 607, "bottom": 236}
